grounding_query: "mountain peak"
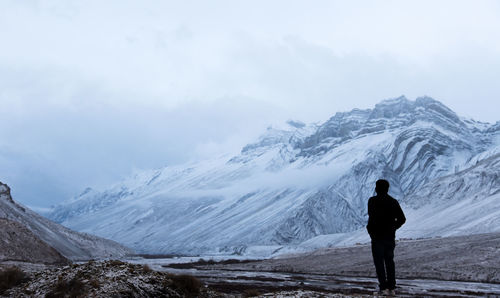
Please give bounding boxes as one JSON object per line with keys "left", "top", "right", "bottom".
{"left": 298, "top": 96, "right": 468, "bottom": 156}
{"left": 286, "top": 119, "right": 306, "bottom": 129}
{"left": 0, "top": 181, "right": 10, "bottom": 194}
{"left": 415, "top": 96, "right": 454, "bottom": 113}
{"left": 369, "top": 96, "right": 461, "bottom": 125}
{"left": 415, "top": 95, "right": 438, "bottom": 104}
{"left": 377, "top": 95, "right": 409, "bottom": 106}
{"left": 370, "top": 95, "right": 413, "bottom": 119}
{"left": 0, "top": 182, "right": 14, "bottom": 204}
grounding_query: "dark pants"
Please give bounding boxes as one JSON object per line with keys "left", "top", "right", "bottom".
{"left": 371, "top": 239, "right": 396, "bottom": 290}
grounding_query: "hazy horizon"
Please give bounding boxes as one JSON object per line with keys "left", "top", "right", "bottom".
{"left": 1, "top": 0, "right": 499, "bottom": 208}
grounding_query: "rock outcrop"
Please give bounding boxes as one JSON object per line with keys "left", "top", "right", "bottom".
{"left": 2, "top": 260, "right": 219, "bottom": 297}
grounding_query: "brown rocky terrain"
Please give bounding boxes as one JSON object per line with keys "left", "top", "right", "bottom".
{"left": 0, "top": 218, "right": 69, "bottom": 265}
{"left": 1, "top": 260, "right": 222, "bottom": 298}
{"left": 1, "top": 261, "right": 368, "bottom": 298}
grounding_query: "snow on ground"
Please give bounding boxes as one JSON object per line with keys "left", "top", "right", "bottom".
{"left": 139, "top": 232, "right": 500, "bottom": 297}
{"left": 214, "top": 232, "right": 500, "bottom": 284}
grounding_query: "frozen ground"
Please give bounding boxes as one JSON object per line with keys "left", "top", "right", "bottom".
{"left": 243, "top": 232, "right": 500, "bottom": 283}
{"left": 5, "top": 232, "right": 499, "bottom": 297}
{"left": 157, "top": 268, "right": 500, "bottom": 297}
{"left": 147, "top": 232, "right": 500, "bottom": 297}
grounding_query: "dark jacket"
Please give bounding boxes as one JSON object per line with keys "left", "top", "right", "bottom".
{"left": 367, "top": 194, "right": 406, "bottom": 240}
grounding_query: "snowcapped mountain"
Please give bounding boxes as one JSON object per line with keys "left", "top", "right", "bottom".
{"left": 0, "top": 182, "right": 132, "bottom": 261}
{"left": 48, "top": 96, "right": 500, "bottom": 255}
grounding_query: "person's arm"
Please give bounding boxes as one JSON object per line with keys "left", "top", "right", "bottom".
{"left": 393, "top": 200, "right": 406, "bottom": 230}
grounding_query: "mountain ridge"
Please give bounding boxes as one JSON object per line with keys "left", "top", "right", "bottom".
{"left": 47, "top": 96, "right": 500, "bottom": 255}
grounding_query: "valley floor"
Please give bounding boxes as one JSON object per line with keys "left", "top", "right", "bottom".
{"left": 151, "top": 265, "right": 500, "bottom": 297}
{"left": 153, "top": 232, "right": 500, "bottom": 297}
{"left": 215, "top": 232, "right": 500, "bottom": 283}
{"left": 3, "top": 232, "right": 499, "bottom": 297}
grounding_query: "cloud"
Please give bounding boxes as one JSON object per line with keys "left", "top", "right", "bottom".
{"left": 1, "top": 0, "right": 499, "bottom": 207}
{"left": 0, "top": 86, "right": 284, "bottom": 206}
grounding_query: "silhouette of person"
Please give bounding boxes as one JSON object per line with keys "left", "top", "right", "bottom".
{"left": 367, "top": 179, "right": 406, "bottom": 296}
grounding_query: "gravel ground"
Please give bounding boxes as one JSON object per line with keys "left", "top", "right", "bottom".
{"left": 4, "top": 232, "right": 499, "bottom": 297}
{"left": 214, "top": 232, "right": 500, "bottom": 283}
{"left": 1, "top": 260, "right": 221, "bottom": 297}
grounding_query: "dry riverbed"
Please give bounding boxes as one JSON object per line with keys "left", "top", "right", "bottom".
{"left": 156, "top": 232, "right": 500, "bottom": 297}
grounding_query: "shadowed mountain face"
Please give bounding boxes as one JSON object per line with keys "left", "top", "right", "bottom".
{"left": 47, "top": 96, "right": 500, "bottom": 255}
{"left": 0, "top": 182, "right": 132, "bottom": 261}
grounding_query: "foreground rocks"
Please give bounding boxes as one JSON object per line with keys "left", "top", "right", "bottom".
{"left": 1, "top": 260, "right": 219, "bottom": 297}
{"left": 1, "top": 261, "right": 364, "bottom": 297}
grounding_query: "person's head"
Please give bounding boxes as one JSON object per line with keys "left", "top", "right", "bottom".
{"left": 375, "top": 179, "right": 390, "bottom": 195}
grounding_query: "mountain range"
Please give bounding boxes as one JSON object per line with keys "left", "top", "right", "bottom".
{"left": 47, "top": 96, "right": 500, "bottom": 256}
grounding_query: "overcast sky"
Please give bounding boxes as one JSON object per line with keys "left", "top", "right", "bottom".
{"left": 1, "top": 0, "right": 499, "bottom": 208}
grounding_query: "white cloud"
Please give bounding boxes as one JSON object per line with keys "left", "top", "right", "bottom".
{"left": 0, "top": 0, "right": 499, "bottom": 206}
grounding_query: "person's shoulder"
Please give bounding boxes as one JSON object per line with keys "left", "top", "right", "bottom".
{"left": 387, "top": 194, "right": 401, "bottom": 204}
{"left": 368, "top": 196, "right": 378, "bottom": 206}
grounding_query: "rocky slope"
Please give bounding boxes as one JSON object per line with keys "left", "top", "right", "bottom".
{"left": 0, "top": 182, "right": 132, "bottom": 261}
{"left": 0, "top": 218, "right": 69, "bottom": 265}
{"left": 47, "top": 96, "right": 500, "bottom": 255}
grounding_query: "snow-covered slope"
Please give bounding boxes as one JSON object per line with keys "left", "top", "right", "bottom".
{"left": 401, "top": 152, "right": 500, "bottom": 235}
{"left": 0, "top": 182, "right": 132, "bottom": 261}
{"left": 286, "top": 151, "right": 500, "bottom": 253}
{"left": 48, "top": 96, "right": 500, "bottom": 255}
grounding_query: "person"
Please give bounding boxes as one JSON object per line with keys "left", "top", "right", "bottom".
{"left": 367, "top": 179, "right": 406, "bottom": 296}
